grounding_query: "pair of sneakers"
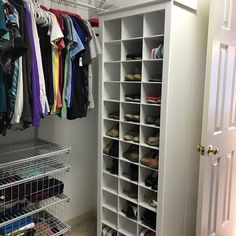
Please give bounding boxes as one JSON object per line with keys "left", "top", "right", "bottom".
{"left": 102, "top": 225, "right": 117, "bottom": 236}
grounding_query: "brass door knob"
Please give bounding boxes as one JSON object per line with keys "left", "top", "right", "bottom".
{"left": 207, "top": 145, "right": 219, "bottom": 156}
{"left": 197, "top": 144, "right": 205, "bottom": 155}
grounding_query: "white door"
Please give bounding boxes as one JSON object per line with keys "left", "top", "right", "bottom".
{"left": 196, "top": 0, "right": 236, "bottom": 235}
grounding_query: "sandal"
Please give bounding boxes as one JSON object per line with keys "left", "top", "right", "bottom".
{"left": 106, "top": 126, "right": 119, "bottom": 138}
{"left": 146, "top": 96, "right": 161, "bottom": 104}
{"left": 124, "top": 127, "right": 139, "bottom": 143}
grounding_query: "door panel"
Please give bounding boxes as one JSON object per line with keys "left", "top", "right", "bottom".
{"left": 196, "top": 0, "right": 236, "bottom": 235}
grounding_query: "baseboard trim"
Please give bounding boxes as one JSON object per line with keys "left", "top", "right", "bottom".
{"left": 66, "top": 208, "right": 97, "bottom": 227}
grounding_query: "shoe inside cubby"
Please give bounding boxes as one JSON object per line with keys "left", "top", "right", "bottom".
{"left": 140, "top": 126, "right": 160, "bottom": 149}
{"left": 104, "top": 43, "right": 121, "bottom": 62}
{"left": 104, "top": 19, "right": 122, "bottom": 42}
{"left": 121, "top": 123, "right": 140, "bottom": 144}
{"left": 103, "top": 190, "right": 118, "bottom": 213}
{"left": 138, "top": 225, "right": 156, "bottom": 236}
{"left": 103, "top": 138, "right": 119, "bottom": 158}
{"left": 121, "top": 83, "right": 141, "bottom": 104}
{"left": 139, "top": 186, "right": 157, "bottom": 212}
{"left": 122, "top": 15, "right": 143, "bottom": 39}
{"left": 141, "top": 83, "right": 162, "bottom": 105}
{"left": 119, "top": 214, "right": 138, "bottom": 236}
{"left": 143, "top": 38, "right": 164, "bottom": 60}
{"left": 121, "top": 103, "right": 140, "bottom": 124}
{"left": 104, "top": 101, "right": 120, "bottom": 121}
{"left": 120, "top": 160, "right": 139, "bottom": 184}
{"left": 122, "top": 40, "right": 143, "bottom": 61}
{"left": 139, "top": 206, "right": 157, "bottom": 231}
{"left": 142, "top": 61, "right": 163, "bottom": 83}
{"left": 104, "top": 82, "right": 120, "bottom": 101}
{"left": 140, "top": 147, "right": 159, "bottom": 171}
{"left": 104, "top": 120, "right": 119, "bottom": 139}
{"left": 103, "top": 172, "right": 118, "bottom": 195}
{"left": 103, "top": 207, "right": 118, "bottom": 230}
{"left": 120, "top": 142, "right": 140, "bottom": 164}
{"left": 139, "top": 167, "right": 158, "bottom": 192}
{"left": 102, "top": 224, "right": 118, "bottom": 236}
{"left": 119, "top": 197, "right": 138, "bottom": 222}
{"left": 143, "top": 11, "right": 165, "bottom": 37}
{"left": 121, "top": 61, "right": 142, "bottom": 82}
{"left": 104, "top": 63, "right": 121, "bottom": 82}
{"left": 103, "top": 155, "right": 119, "bottom": 176}
{"left": 119, "top": 178, "right": 139, "bottom": 204}
{"left": 141, "top": 105, "right": 161, "bottom": 128}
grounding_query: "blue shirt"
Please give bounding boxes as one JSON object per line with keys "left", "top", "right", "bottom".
{"left": 65, "top": 17, "right": 85, "bottom": 107}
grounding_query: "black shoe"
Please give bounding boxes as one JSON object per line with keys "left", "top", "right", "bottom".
{"left": 145, "top": 171, "right": 158, "bottom": 189}
{"left": 107, "top": 159, "right": 118, "bottom": 175}
{"left": 141, "top": 210, "right": 156, "bottom": 229}
{"left": 109, "top": 141, "right": 119, "bottom": 157}
{"left": 130, "top": 164, "right": 138, "bottom": 182}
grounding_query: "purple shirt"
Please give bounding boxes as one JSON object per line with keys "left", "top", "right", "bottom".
{"left": 23, "top": 1, "right": 42, "bottom": 127}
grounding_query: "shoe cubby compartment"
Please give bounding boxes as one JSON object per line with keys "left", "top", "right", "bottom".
{"left": 122, "top": 15, "right": 143, "bottom": 39}
{"left": 120, "top": 160, "right": 139, "bottom": 184}
{"left": 104, "top": 19, "right": 122, "bottom": 41}
{"left": 121, "top": 61, "right": 142, "bottom": 82}
{"left": 120, "top": 142, "right": 140, "bottom": 164}
{"left": 104, "top": 63, "right": 121, "bottom": 82}
{"left": 119, "top": 178, "right": 138, "bottom": 204}
{"left": 143, "top": 38, "right": 164, "bottom": 60}
{"left": 104, "top": 101, "right": 120, "bottom": 121}
{"left": 103, "top": 155, "right": 119, "bottom": 176}
{"left": 139, "top": 167, "right": 158, "bottom": 192}
{"left": 138, "top": 225, "right": 156, "bottom": 236}
{"left": 103, "top": 173, "right": 118, "bottom": 195}
{"left": 104, "top": 120, "right": 119, "bottom": 139}
{"left": 102, "top": 224, "right": 118, "bottom": 236}
{"left": 121, "top": 40, "right": 143, "bottom": 61}
{"left": 121, "top": 103, "right": 140, "bottom": 124}
{"left": 119, "top": 214, "right": 138, "bottom": 236}
{"left": 140, "top": 146, "right": 159, "bottom": 170}
{"left": 142, "top": 61, "right": 163, "bottom": 83}
{"left": 143, "top": 11, "right": 165, "bottom": 37}
{"left": 104, "top": 83, "right": 120, "bottom": 101}
{"left": 119, "top": 197, "right": 138, "bottom": 222}
{"left": 121, "top": 83, "right": 141, "bottom": 104}
{"left": 141, "top": 83, "right": 162, "bottom": 105}
{"left": 139, "top": 206, "right": 157, "bottom": 231}
{"left": 141, "top": 105, "right": 161, "bottom": 128}
{"left": 139, "top": 186, "right": 157, "bottom": 213}
{"left": 104, "top": 43, "right": 121, "bottom": 62}
{"left": 140, "top": 126, "right": 159, "bottom": 148}
{"left": 103, "top": 138, "right": 119, "bottom": 158}
{"left": 103, "top": 207, "right": 118, "bottom": 230}
{"left": 120, "top": 123, "right": 140, "bottom": 144}
{"left": 103, "top": 190, "right": 118, "bottom": 213}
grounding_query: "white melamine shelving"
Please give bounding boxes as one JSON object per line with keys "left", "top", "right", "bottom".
{"left": 99, "top": 1, "right": 208, "bottom": 236}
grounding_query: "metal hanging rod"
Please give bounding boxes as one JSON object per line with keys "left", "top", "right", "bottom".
{"left": 50, "top": 0, "right": 106, "bottom": 12}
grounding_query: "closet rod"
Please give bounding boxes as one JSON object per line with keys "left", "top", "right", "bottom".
{"left": 50, "top": 0, "right": 106, "bottom": 11}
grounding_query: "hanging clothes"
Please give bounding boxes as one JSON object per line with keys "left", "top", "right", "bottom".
{"left": 0, "top": 0, "right": 101, "bottom": 136}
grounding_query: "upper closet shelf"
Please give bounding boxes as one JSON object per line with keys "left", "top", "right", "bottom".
{"left": 0, "top": 140, "right": 71, "bottom": 168}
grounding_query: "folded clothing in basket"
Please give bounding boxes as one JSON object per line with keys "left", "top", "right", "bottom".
{"left": 0, "top": 177, "right": 64, "bottom": 202}
{"left": 0, "top": 216, "right": 33, "bottom": 235}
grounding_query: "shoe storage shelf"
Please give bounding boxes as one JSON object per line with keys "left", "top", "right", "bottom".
{"left": 98, "top": 1, "right": 207, "bottom": 236}
{"left": 0, "top": 140, "right": 71, "bottom": 235}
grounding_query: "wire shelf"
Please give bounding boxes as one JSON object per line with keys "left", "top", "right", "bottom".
{"left": 0, "top": 193, "right": 70, "bottom": 228}
{"left": 0, "top": 140, "right": 71, "bottom": 168}
{"left": 0, "top": 156, "right": 71, "bottom": 190}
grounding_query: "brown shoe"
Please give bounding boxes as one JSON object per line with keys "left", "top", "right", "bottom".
{"left": 106, "top": 127, "right": 119, "bottom": 138}
{"left": 140, "top": 151, "right": 159, "bottom": 169}
{"left": 145, "top": 133, "right": 159, "bottom": 147}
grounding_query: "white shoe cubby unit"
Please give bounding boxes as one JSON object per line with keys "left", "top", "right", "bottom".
{"left": 98, "top": 0, "right": 208, "bottom": 236}
{"left": 0, "top": 140, "right": 71, "bottom": 235}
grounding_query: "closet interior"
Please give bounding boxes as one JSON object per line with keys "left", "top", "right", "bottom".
{"left": 0, "top": 0, "right": 102, "bottom": 235}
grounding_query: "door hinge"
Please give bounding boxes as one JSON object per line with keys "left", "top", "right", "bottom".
{"left": 197, "top": 144, "right": 205, "bottom": 155}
